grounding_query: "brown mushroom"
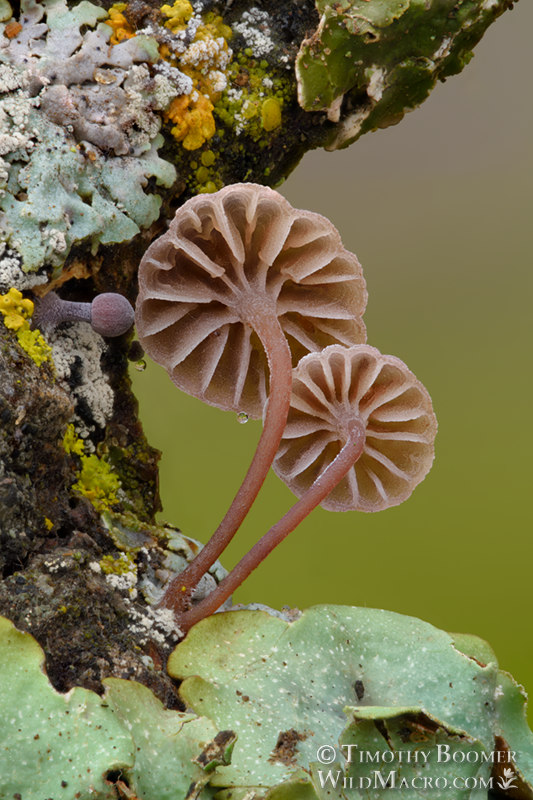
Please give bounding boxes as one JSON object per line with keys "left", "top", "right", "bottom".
{"left": 274, "top": 343, "right": 437, "bottom": 512}
{"left": 179, "top": 343, "right": 436, "bottom": 630}
{"left": 136, "top": 183, "right": 367, "bottom": 416}
{"left": 135, "top": 184, "right": 367, "bottom": 611}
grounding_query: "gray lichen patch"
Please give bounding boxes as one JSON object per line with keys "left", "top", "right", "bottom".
{"left": 0, "top": 310, "right": 225, "bottom": 699}
{"left": 0, "top": 0, "right": 177, "bottom": 281}
{"left": 0, "top": 510, "right": 230, "bottom": 704}
{"left": 232, "top": 8, "right": 276, "bottom": 59}
{"left": 0, "top": 242, "right": 47, "bottom": 292}
{"left": 49, "top": 321, "right": 115, "bottom": 442}
{"left": 0, "top": 301, "right": 196, "bottom": 702}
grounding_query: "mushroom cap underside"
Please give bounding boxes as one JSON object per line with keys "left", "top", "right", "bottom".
{"left": 273, "top": 344, "right": 437, "bottom": 512}
{"left": 135, "top": 184, "right": 368, "bottom": 417}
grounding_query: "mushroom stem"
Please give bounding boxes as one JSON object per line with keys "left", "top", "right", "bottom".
{"left": 158, "top": 314, "right": 293, "bottom": 614}
{"left": 33, "top": 291, "right": 134, "bottom": 337}
{"left": 178, "top": 418, "right": 367, "bottom": 632}
{"left": 33, "top": 292, "right": 92, "bottom": 328}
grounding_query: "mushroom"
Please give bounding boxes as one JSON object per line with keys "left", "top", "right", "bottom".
{"left": 274, "top": 343, "right": 437, "bottom": 512}
{"left": 135, "top": 183, "right": 367, "bottom": 611}
{"left": 178, "top": 343, "right": 437, "bottom": 630}
{"left": 33, "top": 291, "right": 135, "bottom": 338}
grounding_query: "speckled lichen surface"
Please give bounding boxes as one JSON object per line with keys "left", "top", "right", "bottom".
{"left": 169, "top": 606, "right": 533, "bottom": 797}
{"left": 0, "top": 615, "right": 228, "bottom": 799}
{"left": 0, "top": 0, "right": 515, "bottom": 290}
{"left": 1, "top": 607, "right": 532, "bottom": 799}
{"left": 0, "top": 0, "right": 177, "bottom": 281}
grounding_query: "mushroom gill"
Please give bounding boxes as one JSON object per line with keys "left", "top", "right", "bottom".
{"left": 273, "top": 344, "right": 437, "bottom": 512}
{"left": 135, "top": 183, "right": 367, "bottom": 417}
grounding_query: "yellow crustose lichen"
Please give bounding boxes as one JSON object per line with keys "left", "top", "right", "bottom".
{"left": 100, "top": 552, "right": 136, "bottom": 576}
{"left": 64, "top": 425, "right": 121, "bottom": 513}
{"left": 261, "top": 97, "right": 282, "bottom": 132}
{"left": 159, "top": 0, "right": 193, "bottom": 28}
{"left": 105, "top": 0, "right": 233, "bottom": 152}
{"left": 72, "top": 454, "right": 121, "bottom": 513}
{"left": 0, "top": 288, "right": 52, "bottom": 367}
{"left": 63, "top": 423, "right": 86, "bottom": 456}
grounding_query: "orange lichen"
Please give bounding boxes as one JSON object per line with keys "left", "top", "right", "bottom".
{"left": 106, "top": 3, "right": 135, "bottom": 44}
{"left": 166, "top": 93, "right": 216, "bottom": 150}
{"left": 4, "top": 20, "right": 22, "bottom": 38}
{"left": 158, "top": 2, "right": 233, "bottom": 151}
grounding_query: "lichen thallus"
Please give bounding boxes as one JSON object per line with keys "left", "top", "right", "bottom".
{"left": 134, "top": 184, "right": 436, "bottom": 632}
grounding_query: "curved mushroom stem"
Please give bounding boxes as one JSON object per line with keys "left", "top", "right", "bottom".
{"left": 158, "top": 315, "right": 293, "bottom": 614}
{"left": 178, "top": 418, "right": 367, "bottom": 633}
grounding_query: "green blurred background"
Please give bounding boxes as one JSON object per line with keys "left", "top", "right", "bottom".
{"left": 132, "top": 1, "right": 532, "bottom": 707}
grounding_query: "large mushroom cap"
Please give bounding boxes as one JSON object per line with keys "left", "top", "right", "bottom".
{"left": 273, "top": 344, "right": 437, "bottom": 512}
{"left": 135, "top": 184, "right": 367, "bottom": 417}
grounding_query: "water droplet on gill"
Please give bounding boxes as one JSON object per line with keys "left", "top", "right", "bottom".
{"left": 134, "top": 359, "right": 147, "bottom": 372}
{"left": 236, "top": 411, "right": 249, "bottom": 424}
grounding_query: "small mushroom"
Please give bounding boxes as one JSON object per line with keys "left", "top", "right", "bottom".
{"left": 274, "top": 343, "right": 437, "bottom": 512}
{"left": 136, "top": 183, "right": 367, "bottom": 416}
{"left": 135, "top": 183, "right": 367, "bottom": 611}
{"left": 33, "top": 291, "right": 134, "bottom": 337}
{"left": 179, "top": 344, "right": 436, "bottom": 630}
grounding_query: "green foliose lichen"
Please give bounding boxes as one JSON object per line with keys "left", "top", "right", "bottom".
{"left": 169, "top": 606, "right": 533, "bottom": 798}
{"left": 296, "top": 0, "right": 515, "bottom": 150}
{"left": 1, "top": 606, "right": 532, "bottom": 799}
{"left": 0, "top": 615, "right": 225, "bottom": 800}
